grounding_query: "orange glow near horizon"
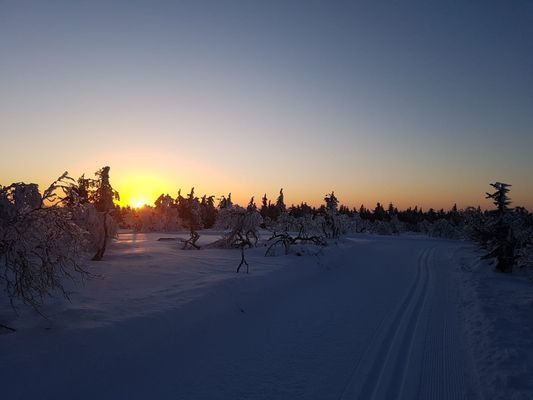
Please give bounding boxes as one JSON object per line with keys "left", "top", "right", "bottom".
{"left": 116, "top": 173, "right": 173, "bottom": 209}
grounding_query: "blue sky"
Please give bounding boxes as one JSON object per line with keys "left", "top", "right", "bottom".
{"left": 1, "top": 1, "right": 532, "bottom": 208}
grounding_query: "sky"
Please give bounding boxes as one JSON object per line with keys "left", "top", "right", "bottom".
{"left": 1, "top": 0, "right": 532, "bottom": 210}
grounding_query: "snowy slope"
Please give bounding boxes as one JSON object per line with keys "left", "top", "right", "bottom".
{"left": 0, "top": 231, "right": 518, "bottom": 399}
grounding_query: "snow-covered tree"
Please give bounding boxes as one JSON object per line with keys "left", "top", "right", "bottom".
{"left": 66, "top": 166, "right": 119, "bottom": 261}
{"left": 509, "top": 207, "right": 533, "bottom": 269}
{"left": 265, "top": 214, "right": 326, "bottom": 256}
{"left": 154, "top": 194, "right": 181, "bottom": 231}
{"left": 210, "top": 200, "right": 262, "bottom": 273}
{"left": 322, "top": 191, "right": 341, "bottom": 239}
{"left": 180, "top": 188, "right": 201, "bottom": 249}
{"left": 213, "top": 203, "right": 262, "bottom": 250}
{"left": 275, "top": 188, "right": 286, "bottom": 215}
{"left": 372, "top": 220, "right": 393, "bottom": 235}
{"left": 0, "top": 173, "right": 88, "bottom": 314}
{"left": 482, "top": 182, "right": 517, "bottom": 272}
{"left": 430, "top": 218, "right": 461, "bottom": 239}
{"left": 200, "top": 195, "right": 217, "bottom": 228}
{"left": 218, "top": 193, "right": 233, "bottom": 210}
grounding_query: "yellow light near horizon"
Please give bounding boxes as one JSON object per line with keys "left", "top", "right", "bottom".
{"left": 115, "top": 173, "right": 172, "bottom": 209}
{"left": 130, "top": 196, "right": 150, "bottom": 209}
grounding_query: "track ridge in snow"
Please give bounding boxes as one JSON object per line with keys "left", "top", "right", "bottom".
{"left": 417, "top": 245, "right": 468, "bottom": 400}
{"left": 339, "top": 246, "right": 435, "bottom": 400}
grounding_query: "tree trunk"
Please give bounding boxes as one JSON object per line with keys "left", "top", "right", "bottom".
{"left": 92, "top": 212, "right": 108, "bottom": 261}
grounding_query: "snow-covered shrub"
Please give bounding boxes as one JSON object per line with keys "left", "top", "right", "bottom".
{"left": 430, "top": 219, "right": 461, "bottom": 239}
{"left": 417, "top": 220, "right": 433, "bottom": 235}
{"left": 209, "top": 203, "right": 263, "bottom": 273}
{"left": 134, "top": 206, "right": 156, "bottom": 231}
{"left": 70, "top": 203, "right": 113, "bottom": 252}
{"left": 65, "top": 167, "right": 119, "bottom": 261}
{"left": 517, "top": 244, "right": 533, "bottom": 269}
{"left": 372, "top": 220, "right": 393, "bottom": 235}
{"left": 389, "top": 216, "right": 406, "bottom": 234}
{"left": 0, "top": 174, "right": 88, "bottom": 311}
{"left": 265, "top": 214, "right": 326, "bottom": 256}
{"left": 462, "top": 207, "right": 487, "bottom": 243}
{"left": 508, "top": 207, "right": 533, "bottom": 269}
{"left": 340, "top": 213, "right": 363, "bottom": 233}
{"left": 212, "top": 205, "right": 262, "bottom": 249}
{"left": 336, "top": 214, "right": 352, "bottom": 235}
{"left": 178, "top": 188, "right": 202, "bottom": 249}
{"left": 356, "top": 217, "right": 372, "bottom": 233}
{"left": 126, "top": 205, "right": 183, "bottom": 232}
{"left": 271, "top": 212, "right": 297, "bottom": 233}
{"left": 153, "top": 194, "right": 182, "bottom": 231}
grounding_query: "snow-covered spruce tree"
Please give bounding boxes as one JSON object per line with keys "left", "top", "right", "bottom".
{"left": 0, "top": 173, "right": 88, "bottom": 315}
{"left": 260, "top": 193, "right": 269, "bottom": 223}
{"left": 199, "top": 195, "right": 217, "bottom": 229}
{"left": 322, "top": 191, "right": 341, "bottom": 239}
{"left": 275, "top": 189, "right": 286, "bottom": 215}
{"left": 482, "top": 182, "right": 517, "bottom": 272}
{"left": 217, "top": 193, "right": 233, "bottom": 210}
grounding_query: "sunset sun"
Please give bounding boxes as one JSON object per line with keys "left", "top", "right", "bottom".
{"left": 116, "top": 173, "right": 172, "bottom": 209}
{"left": 130, "top": 196, "right": 150, "bottom": 209}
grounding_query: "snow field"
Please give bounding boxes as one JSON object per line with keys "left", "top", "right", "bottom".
{"left": 1, "top": 231, "right": 527, "bottom": 399}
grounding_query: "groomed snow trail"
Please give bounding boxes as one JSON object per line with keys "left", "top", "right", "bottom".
{"left": 0, "top": 234, "right": 480, "bottom": 399}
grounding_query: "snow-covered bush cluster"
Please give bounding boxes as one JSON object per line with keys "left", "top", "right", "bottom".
{"left": 0, "top": 166, "right": 123, "bottom": 312}
{"left": 0, "top": 174, "right": 88, "bottom": 310}
{"left": 119, "top": 189, "right": 218, "bottom": 233}
{"left": 211, "top": 200, "right": 262, "bottom": 249}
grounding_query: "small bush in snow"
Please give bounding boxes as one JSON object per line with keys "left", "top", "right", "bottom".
{"left": 212, "top": 200, "right": 262, "bottom": 249}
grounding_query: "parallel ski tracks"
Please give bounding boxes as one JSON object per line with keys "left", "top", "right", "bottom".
{"left": 339, "top": 246, "right": 435, "bottom": 400}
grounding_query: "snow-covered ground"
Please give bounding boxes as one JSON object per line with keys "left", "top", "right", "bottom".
{"left": 457, "top": 245, "right": 533, "bottom": 400}
{"left": 1, "top": 231, "right": 531, "bottom": 399}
